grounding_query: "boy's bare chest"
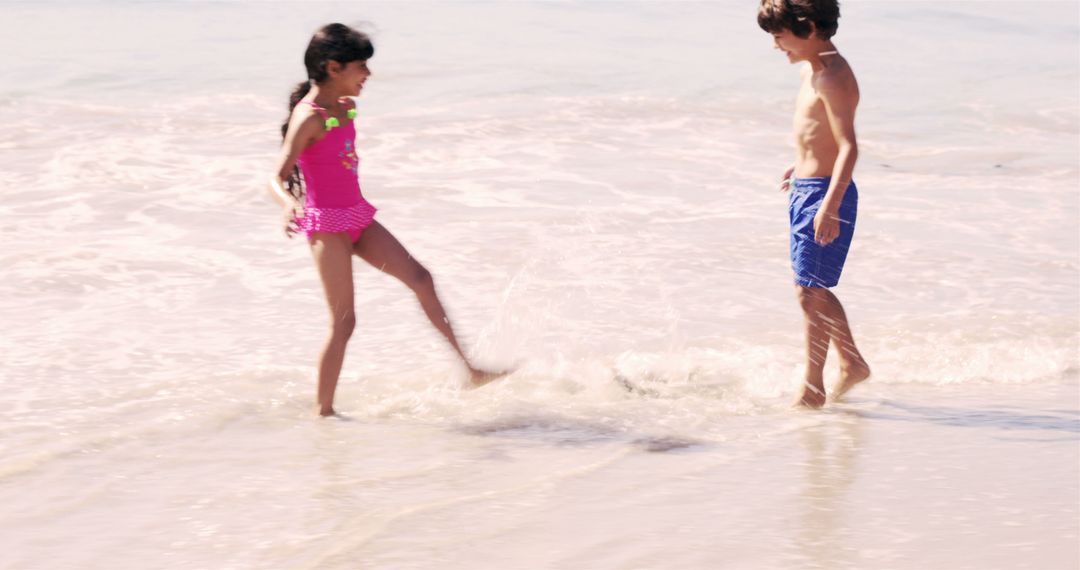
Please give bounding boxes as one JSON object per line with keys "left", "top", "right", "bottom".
{"left": 793, "top": 80, "right": 827, "bottom": 126}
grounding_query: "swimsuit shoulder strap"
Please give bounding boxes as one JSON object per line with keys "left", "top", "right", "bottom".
{"left": 297, "top": 100, "right": 329, "bottom": 120}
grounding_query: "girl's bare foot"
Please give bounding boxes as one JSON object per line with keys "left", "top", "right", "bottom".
{"left": 831, "top": 360, "right": 871, "bottom": 401}
{"left": 317, "top": 405, "right": 336, "bottom": 417}
{"left": 467, "top": 366, "right": 512, "bottom": 389}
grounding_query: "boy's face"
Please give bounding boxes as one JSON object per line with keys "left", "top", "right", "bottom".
{"left": 770, "top": 28, "right": 814, "bottom": 64}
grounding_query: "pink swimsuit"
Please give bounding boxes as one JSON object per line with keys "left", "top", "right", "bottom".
{"left": 295, "top": 101, "right": 377, "bottom": 243}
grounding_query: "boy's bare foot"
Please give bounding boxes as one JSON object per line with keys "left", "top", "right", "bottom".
{"left": 793, "top": 383, "right": 827, "bottom": 409}
{"left": 317, "top": 405, "right": 336, "bottom": 417}
{"left": 831, "top": 361, "right": 871, "bottom": 402}
{"left": 466, "top": 367, "right": 512, "bottom": 389}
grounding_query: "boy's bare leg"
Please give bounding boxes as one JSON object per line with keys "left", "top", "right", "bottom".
{"left": 818, "top": 289, "right": 870, "bottom": 400}
{"left": 796, "top": 286, "right": 831, "bottom": 408}
{"left": 797, "top": 286, "right": 870, "bottom": 404}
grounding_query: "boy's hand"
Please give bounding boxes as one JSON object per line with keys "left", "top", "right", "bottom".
{"left": 779, "top": 165, "right": 795, "bottom": 192}
{"left": 813, "top": 208, "right": 840, "bottom": 245}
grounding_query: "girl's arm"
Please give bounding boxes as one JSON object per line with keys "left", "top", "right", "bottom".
{"left": 269, "top": 108, "right": 323, "bottom": 209}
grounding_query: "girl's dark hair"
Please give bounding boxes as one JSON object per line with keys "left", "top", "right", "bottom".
{"left": 757, "top": 0, "right": 840, "bottom": 40}
{"left": 281, "top": 23, "right": 374, "bottom": 201}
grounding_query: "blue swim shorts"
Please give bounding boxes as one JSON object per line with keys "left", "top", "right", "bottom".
{"left": 789, "top": 177, "right": 858, "bottom": 288}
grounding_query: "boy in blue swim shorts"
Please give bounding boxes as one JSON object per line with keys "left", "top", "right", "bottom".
{"left": 759, "top": 0, "right": 870, "bottom": 408}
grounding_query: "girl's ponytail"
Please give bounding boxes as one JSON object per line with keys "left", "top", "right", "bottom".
{"left": 286, "top": 81, "right": 312, "bottom": 124}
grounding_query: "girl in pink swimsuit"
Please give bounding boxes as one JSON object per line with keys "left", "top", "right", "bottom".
{"left": 269, "top": 23, "right": 504, "bottom": 416}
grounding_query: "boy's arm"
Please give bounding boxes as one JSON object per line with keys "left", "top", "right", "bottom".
{"left": 813, "top": 71, "right": 859, "bottom": 244}
{"left": 780, "top": 163, "right": 796, "bottom": 192}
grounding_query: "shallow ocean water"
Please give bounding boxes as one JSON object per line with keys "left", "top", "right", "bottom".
{"left": 1, "top": 1, "right": 1077, "bottom": 568}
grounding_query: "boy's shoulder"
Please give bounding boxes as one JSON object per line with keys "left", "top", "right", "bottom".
{"left": 812, "top": 58, "right": 858, "bottom": 97}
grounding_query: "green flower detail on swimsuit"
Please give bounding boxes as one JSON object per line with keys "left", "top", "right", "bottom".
{"left": 339, "top": 139, "right": 359, "bottom": 174}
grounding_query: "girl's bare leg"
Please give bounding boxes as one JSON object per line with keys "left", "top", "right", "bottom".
{"left": 310, "top": 232, "right": 357, "bottom": 415}
{"left": 353, "top": 221, "right": 504, "bottom": 386}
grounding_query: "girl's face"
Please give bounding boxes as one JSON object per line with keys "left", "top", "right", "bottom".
{"left": 330, "top": 60, "right": 372, "bottom": 97}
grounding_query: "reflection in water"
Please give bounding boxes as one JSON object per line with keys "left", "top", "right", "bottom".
{"left": 793, "top": 415, "right": 862, "bottom": 569}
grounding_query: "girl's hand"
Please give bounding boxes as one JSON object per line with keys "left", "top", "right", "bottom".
{"left": 813, "top": 208, "right": 840, "bottom": 245}
{"left": 283, "top": 202, "right": 304, "bottom": 237}
{"left": 780, "top": 165, "right": 795, "bottom": 192}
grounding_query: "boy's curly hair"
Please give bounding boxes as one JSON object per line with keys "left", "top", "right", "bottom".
{"left": 757, "top": 0, "right": 840, "bottom": 40}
